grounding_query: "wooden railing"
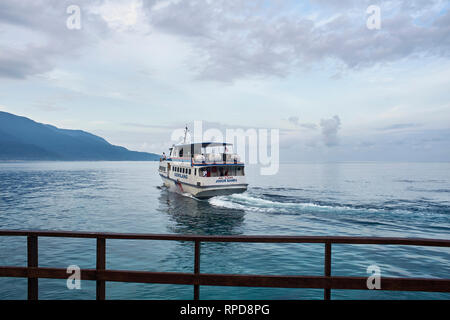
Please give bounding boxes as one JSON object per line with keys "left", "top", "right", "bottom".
{"left": 0, "top": 230, "right": 449, "bottom": 300}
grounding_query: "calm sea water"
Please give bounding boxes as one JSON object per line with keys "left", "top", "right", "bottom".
{"left": 0, "top": 161, "right": 449, "bottom": 300}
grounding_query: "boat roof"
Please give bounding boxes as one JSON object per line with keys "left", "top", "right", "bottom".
{"left": 174, "top": 142, "right": 232, "bottom": 148}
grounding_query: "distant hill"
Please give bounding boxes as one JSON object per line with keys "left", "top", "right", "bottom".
{"left": 0, "top": 111, "right": 160, "bottom": 161}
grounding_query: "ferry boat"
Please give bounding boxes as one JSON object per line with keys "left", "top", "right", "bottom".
{"left": 158, "top": 130, "right": 248, "bottom": 199}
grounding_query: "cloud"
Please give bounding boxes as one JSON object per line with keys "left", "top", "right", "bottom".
{"left": 1, "top": 0, "right": 449, "bottom": 82}
{"left": 33, "top": 102, "right": 66, "bottom": 112}
{"left": 1, "top": 0, "right": 449, "bottom": 83}
{"left": 320, "top": 115, "right": 341, "bottom": 147}
{"left": 288, "top": 116, "right": 318, "bottom": 130}
{"left": 0, "top": 0, "right": 109, "bottom": 79}
{"left": 0, "top": 47, "right": 52, "bottom": 79}
{"left": 288, "top": 116, "right": 300, "bottom": 126}
{"left": 357, "top": 141, "right": 376, "bottom": 148}
{"left": 121, "top": 122, "right": 175, "bottom": 129}
{"left": 378, "top": 123, "right": 422, "bottom": 131}
{"left": 300, "top": 123, "right": 318, "bottom": 130}
{"left": 142, "top": 0, "right": 450, "bottom": 81}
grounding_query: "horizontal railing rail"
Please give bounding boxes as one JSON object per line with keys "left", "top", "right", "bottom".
{"left": 0, "top": 230, "right": 449, "bottom": 300}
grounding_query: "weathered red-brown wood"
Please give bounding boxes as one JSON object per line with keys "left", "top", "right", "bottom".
{"left": 96, "top": 237, "right": 106, "bottom": 300}
{"left": 324, "top": 242, "right": 332, "bottom": 300}
{"left": 0, "top": 230, "right": 448, "bottom": 300}
{"left": 194, "top": 240, "right": 201, "bottom": 300}
{"left": 27, "top": 235, "right": 38, "bottom": 300}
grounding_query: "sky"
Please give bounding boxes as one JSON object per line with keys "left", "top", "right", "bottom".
{"left": 0, "top": 0, "right": 450, "bottom": 161}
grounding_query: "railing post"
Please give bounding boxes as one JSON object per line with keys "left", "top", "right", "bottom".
{"left": 324, "top": 241, "right": 332, "bottom": 300}
{"left": 194, "top": 240, "right": 201, "bottom": 300}
{"left": 96, "top": 237, "right": 106, "bottom": 300}
{"left": 27, "top": 235, "right": 38, "bottom": 300}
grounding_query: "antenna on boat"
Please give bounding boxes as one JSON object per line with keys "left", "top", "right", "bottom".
{"left": 183, "top": 125, "right": 189, "bottom": 144}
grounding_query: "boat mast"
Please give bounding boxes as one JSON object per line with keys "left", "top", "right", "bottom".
{"left": 183, "top": 125, "right": 189, "bottom": 144}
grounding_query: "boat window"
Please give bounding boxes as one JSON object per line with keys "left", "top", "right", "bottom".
{"left": 211, "top": 166, "right": 218, "bottom": 177}
{"left": 195, "top": 169, "right": 197, "bottom": 176}
{"left": 200, "top": 168, "right": 210, "bottom": 177}
{"left": 229, "top": 166, "right": 236, "bottom": 176}
{"left": 189, "top": 169, "right": 191, "bottom": 175}
{"left": 201, "top": 167, "right": 209, "bottom": 177}
{"left": 179, "top": 149, "right": 183, "bottom": 157}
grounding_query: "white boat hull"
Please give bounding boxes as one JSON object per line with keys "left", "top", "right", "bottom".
{"left": 160, "top": 174, "right": 247, "bottom": 199}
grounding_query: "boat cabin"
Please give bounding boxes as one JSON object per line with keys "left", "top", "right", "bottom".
{"left": 167, "top": 142, "right": 241, "bottom": 165}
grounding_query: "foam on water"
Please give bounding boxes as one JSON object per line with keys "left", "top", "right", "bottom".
{"left": 209, "top": 190, "right": 400, "bottom": 215}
